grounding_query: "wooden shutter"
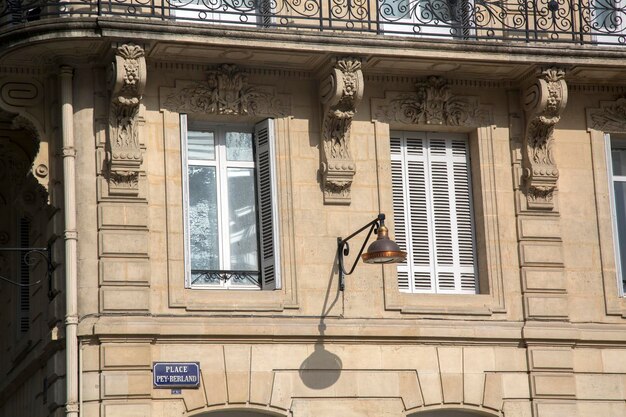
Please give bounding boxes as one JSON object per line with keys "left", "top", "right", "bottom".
{"left": 254, "top": 119, "right": 281, "bottom": 290}
{"left": 391, "top": 132, "right": 477, "bottom": 294}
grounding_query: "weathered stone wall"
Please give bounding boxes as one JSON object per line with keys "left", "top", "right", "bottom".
{"left": 5, "top": 52, "right": 626, "bottom": 417}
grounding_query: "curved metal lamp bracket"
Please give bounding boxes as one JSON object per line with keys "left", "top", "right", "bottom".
{"left": 336, "top": 213, "right": 384, "bottom": 291}
{"left": 0, "top": 246, "right": 56, "bottom": 300}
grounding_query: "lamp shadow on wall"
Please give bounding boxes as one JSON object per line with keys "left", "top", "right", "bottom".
{"left": 298, "top": 251, "right": 343, "bottom": 389}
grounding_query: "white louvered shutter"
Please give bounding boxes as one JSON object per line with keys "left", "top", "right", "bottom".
{"left": 391, "top": 134, "right": 411, "bottom": 291}
{"left": 390, "top": 131, "right": 477, "bottom": 294}
{"left": 254, "top": 119, "right": 281, "bottom": 290}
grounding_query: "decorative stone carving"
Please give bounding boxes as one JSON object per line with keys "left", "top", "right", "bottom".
{"left": 164, "top": 64, "right": 286, "bottom": 116}
{"left": 589, "top": 97, "right": 626, "bottom": 132}
{"left": 522, "top": 67, "right": 568, "bottom": 210}
{"left": 107, "top": 43, "right": 146, "bottom": 196}
{"left": 319, "top": 57, "right": 364, "bottom": 205}
{"left": 374, "top": 76, "right": 490, "bottom": 127}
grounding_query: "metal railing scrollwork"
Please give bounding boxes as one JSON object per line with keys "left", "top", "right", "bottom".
{"left": 2, "top": 0, "right": 626, "bottom": 44}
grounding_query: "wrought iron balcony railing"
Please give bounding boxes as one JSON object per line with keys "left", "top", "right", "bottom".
{"left": 3, "top": 0, "right": 626, "bottom": 45}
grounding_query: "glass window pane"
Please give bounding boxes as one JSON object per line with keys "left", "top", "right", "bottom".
{"left": 615, "top": 182, "right": 626, "bottom": 291}
{"left": 611, "top": 137, "right": 626, "bottom": 176}
{"left": 381, "top": 0, "right": 409, "bottom": 19}
{"left": 226, "top": 132, "right": 254, "bottom": 161}
{"left": 227, "top": 167, "right": 258, "bottom": 272}
{"left": 188, "top": 130, "right": 215, "bottom": 160}
{"left": 188, "top": 165, "right": 219, "bottom": 273}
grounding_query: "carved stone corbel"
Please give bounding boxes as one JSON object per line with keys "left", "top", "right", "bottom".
{"left": 107, "top": 43, "right": 146, "bottom": 196}
{"left": 319, "top": 57, "right": 364, "bottom": 205}
{"left": 522, "top": 67, "right": 568, "bottom": 210}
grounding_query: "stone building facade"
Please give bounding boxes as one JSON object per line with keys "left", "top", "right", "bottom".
{"left": 2, "top": 4, "right": 626, "bottom": 417}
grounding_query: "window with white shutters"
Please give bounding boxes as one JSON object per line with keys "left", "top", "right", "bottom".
{"left": 391, "top": 131, "right": 478, "bottom": 294}
{"left": 181, "top": 116, "right": 280, "bottom": 290}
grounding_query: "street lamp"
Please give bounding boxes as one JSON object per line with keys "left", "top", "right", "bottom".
{"left": 336, "top": 213, "right": 406, "bottom": 291}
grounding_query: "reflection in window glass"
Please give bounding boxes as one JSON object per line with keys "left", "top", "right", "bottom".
{"left": 612, "top": 139, "right": 626, "bottom": 176}
{"left": 227, "top": 167, "right": 258, "bottom": 272}
{"left": 188, "top": 130, "right": 215, "bottom": 160}
{"left": 609, "top": 136, "right": 626, "bottom": 294}
{"left": 185, "top": 125, "right": 260, "bottom": 289}
{"left": 188, "top": 166, "right": 219, "bottom": 272}
{"left": 613, "top": 182, "right": 626, "bottom": 290}
{"left": 226, "top": 132, "right": 254, "bottom": 161}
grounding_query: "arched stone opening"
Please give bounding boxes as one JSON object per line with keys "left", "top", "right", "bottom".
{"left": 408, "top": 407, "right": 501, "bottom": 417}
{"left": 189, "top": 408, "right": 290, "bottom": 417}
{"left": 0, "top": 107, "right": 55, "bottom": 348}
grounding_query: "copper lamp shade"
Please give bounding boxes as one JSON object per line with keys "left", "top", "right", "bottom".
{"left": 361, "top": 225, "right": 406, "bottom": 264}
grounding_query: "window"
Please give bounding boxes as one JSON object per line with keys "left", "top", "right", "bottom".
{"left": 390, "top": 131, "right": 477, "bottom": 294}
{"left": 380, "top": 0, "right": 473, "bottom": 38}
{"left": 591, "top": 0, "right": 626, "bottom": 44}
{"left": 181, "top": 116, "right": 280, "bottom": 290}
{"left": 171, "top": 0, "right": 272, "bottom": 26}
{"left": 607, "top": 134, "right": 626, "bottom": 295}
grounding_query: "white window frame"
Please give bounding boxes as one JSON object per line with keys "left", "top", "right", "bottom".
{"left": 605, "top": 133, "right": 626, "bottom": 296}
{"left": 390, "top": 131, "right": 478, "bottom": 294}
{"left": 181, "top": 115, "right": 281, "bottom": 291}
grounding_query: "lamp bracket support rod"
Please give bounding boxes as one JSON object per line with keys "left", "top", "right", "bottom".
{"left": 0, "top": 246, "right": 56, "bottom": 300}
{"left": 336, "top": 213, "right": 385, "bottom": 291}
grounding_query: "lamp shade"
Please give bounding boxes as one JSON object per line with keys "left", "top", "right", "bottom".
{"left": 361, "top": 225, "right": 407, "bottom": 264}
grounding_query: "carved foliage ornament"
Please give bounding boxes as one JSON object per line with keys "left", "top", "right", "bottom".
{"left": 589, "top": 97, "right": 626, "bottom": 132}
{"left": 319, "top": 57, "right": 364, "bottom": 205}
{"left": 108, "top": 43, "right": 146, "bottom": 196}
{"left": 164, "top": 64, "right": 286, "bottom": 116}
{"left": 522, "top": 67, "right": 568, "bottom": 210}
{"left": 375, "top": 76, "right": 490, "bottom": 127}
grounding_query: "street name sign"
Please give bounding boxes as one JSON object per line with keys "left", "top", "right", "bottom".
{"left": 153, "top": 362, "right": 200, "bottom": 388}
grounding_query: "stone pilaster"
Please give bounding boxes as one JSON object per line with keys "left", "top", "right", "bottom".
{"left": 98, "top": 48, "right": 151, "bottom": 313}
{"left": 509, "top": 70, "right": 569, "bottom": 323}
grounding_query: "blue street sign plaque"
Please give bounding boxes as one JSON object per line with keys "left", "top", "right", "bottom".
{"left": 153, "top": 362, "right": 200, "bottom": 389}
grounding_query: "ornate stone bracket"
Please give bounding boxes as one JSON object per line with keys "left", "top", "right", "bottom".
{"left": 319, "top": 57, "right": 364, "bottom": 205}
{"left": 373, "top": 76, "right": 491, "bottom": 127}
{"left": 164, "top": 64, "right": 287, "bottom": 116}
{"left": 107, "top": 43, "right": 146, "bottom": 196}
{"left": 522, "top": 67, "right": 568, "bottom": 210}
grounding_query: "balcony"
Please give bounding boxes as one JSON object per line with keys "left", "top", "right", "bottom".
{"left": 2, "top": 0, "right": 626, "bottom": 46}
